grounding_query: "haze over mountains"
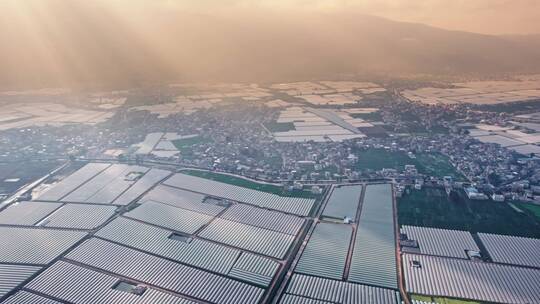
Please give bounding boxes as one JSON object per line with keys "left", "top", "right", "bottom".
{"left": 1, "top": 2, "right": 539, "bottom": 90}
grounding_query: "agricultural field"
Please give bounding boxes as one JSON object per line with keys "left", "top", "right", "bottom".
{"left": 172, "top": 136, "right": 212, "bottom": 159}
{"left": 415, "top": 153, "right": 464, "bottom": 179}
{"left": 180, "top": 169, "right": 318, "bottom": 198}
{"left": 398, "top": 187, "right": 540, "bottom": 238}
{"left": 355, "top": 149, "right": 413, "bottom": 171}
{"left": 355, "top": 149, "right": 464, "bottom": 180}
{"left": 349, "top": 111, "right": 382, "bottom": 121}
{"left": 0, "top": 161, "right": 62, "bottom": 197}
{"left": 263, "top": 122, "right": 295, "bottom": 132}
{"left": 412, "top": 295, "right": 479, "bottom": 304}
{"left": 520, "top": 203, "right": 540, "bottom": 221}
{"left": 401, "top": 78, "right": 540, "bottom": 106}
{"left": 172, "top": 136, "right": 211, "bottom": 150}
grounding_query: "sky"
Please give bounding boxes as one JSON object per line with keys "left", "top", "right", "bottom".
{"left": 2, "top": 0, "right": 539, "bottom": 35}
{"left": 1, "top": 0, "right": 539, "bottom": 89}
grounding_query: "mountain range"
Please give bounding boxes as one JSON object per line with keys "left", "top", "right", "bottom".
{"left": 1, "top": 7, "right": 539, "bottom": 89}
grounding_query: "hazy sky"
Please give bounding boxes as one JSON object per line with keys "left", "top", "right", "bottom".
{"left": 1, "top": 0, "right": 539, "bottom": 89}
{"left": 3, "top": 0, "right": 538, "bottom": 35}
{"left": 143, "top": 0, "right": 539, "bottom": 35}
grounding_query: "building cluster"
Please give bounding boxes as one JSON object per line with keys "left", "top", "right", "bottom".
{"left": 1, "top": 80, "right": 540, "bottom": 206}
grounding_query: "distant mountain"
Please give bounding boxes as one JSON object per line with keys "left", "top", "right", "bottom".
{"left": 1, "top": 7, "right": 539, "bottom": 90}
{"left": 500, "top": 34, "right": 540, "bottom": 49}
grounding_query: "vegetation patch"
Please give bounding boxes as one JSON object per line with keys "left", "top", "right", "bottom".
{"left": 350, "top": 111, "right": 382, "bottom": 121}
{"left": 357, "top": 126, "right": 388, "bottom": 137}
{"left": 398, "top": 187, "right": 540, "bottom": 238}
{"left": 415, "top": 153, "right": 464, "bottom": 179}
{"left": 181, "top": 169, "right": 318, "bottom": 198}
{"left": 411, "top": 295, "right": 434, "bottom": 303}
{"left": 411, "top": 295, "right": 481, "bottom": 304}
{"left": 355, "top": 149, "right": 464, "bottom": 180}
{"left": 0, "top": 161, "right": 63, "bottom": 195}
{"left": 355, "top": 149, "right": 414, "bottom": 171}
{"left": 172, "top": 136, "right": 211, "bottom": 150}
{"left": 264, "top": 122, "right": 296, "bottom": 132}
{"left": 520, "top": 203, "right": 540, "bottom": 221}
